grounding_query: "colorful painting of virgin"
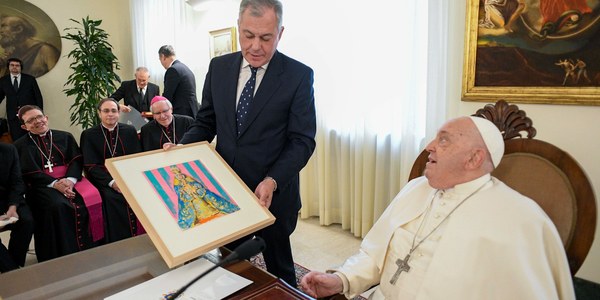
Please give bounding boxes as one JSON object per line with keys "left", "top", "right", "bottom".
{"left": 143, "top": 160, "right": 240, "bottom": 230}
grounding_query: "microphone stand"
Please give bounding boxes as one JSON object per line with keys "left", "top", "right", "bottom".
{"left": 166, "top": 236, "right": 265, "bottom": 299}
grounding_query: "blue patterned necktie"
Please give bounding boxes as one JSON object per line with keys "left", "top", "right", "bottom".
{"left": 236, "top": 66, "right": 258, "bottom": 135}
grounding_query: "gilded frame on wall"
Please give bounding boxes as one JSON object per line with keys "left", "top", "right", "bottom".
{"left": 209, "top": 27, "right": 237, "bottom": 59}
{"left": 105, "top": 142, "right": 275, "bottom": 268}
{"left": 462, "top": 0, "right": 600, "bottom": 105}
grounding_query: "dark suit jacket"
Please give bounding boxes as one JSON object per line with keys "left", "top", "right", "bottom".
{"left": 181, "top": 51, "right": 316, "bottom": 221}
{"left": 163, "top": 60, "right": 199, "bottom": 118}
{"left": 0, "top": 143, "right": 26, "bottom": 211}
{"left": 0, "top": 73, "right": 43, "bottom": 140}
{"left": 110, "top": 80, "right": 160, "bottom": 113}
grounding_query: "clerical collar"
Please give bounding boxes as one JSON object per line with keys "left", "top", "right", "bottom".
{"left": 102, "top": 123, "right": 118, "bottom": 132}
{"left": 35, "top": 129, "right": 50, "bottom": 138}
{"left": 441, "top": 174, "right": 492, "bottom": 196}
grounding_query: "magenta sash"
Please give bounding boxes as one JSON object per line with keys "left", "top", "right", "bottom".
{"left": 46, "top": 166, "right": 104, "bottom": 242}
{"left": 137, "top": 220, "right": 146, "bottom": 235}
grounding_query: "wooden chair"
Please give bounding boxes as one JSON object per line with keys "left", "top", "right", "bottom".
{"left": 409, "top": 100, "right": 597, "bottom": 275}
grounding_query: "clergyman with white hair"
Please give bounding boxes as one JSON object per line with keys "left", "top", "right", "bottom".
{"left": 301, "top": 116, "right": 574, "bottom": 300}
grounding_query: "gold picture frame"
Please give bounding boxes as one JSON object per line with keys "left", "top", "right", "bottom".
{"left": 105, "top": 142, "right": 275, "bottom": 268}
{"left": 209, "top": 27, "right": 237, "bottom": 59}
{"left": 462, "top": 0, "right": 600, "bottom": 105}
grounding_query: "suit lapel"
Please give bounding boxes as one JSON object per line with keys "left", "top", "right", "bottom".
{"left": 237, "top": 51, "right": 283, "bottom": 137}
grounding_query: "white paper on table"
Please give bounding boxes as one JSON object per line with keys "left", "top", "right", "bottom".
{"left": 105, "top": 257, "right": 252, "bottom": 300}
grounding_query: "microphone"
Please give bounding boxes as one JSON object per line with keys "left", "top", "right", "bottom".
{"left": 166, "top": 236, "right": 266, "bottom": 300}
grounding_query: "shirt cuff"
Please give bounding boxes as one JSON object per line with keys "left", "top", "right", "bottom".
{"left": 109, "top": 179, "right": 115, "bottom": 188}
{"left": 326, "top": 270, "right": 349, "bottom": 294}
{"left": 48, "top": 179, "right": 58, "bottom": 188}
{"left": 265, "top": 176, "right": 277, "bottom": 191}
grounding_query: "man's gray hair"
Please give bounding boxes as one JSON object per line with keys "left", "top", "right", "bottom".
{"left": 135, "top": 66, "right": 149, "bottom": 73}
{"left": 239, "top": 0, "right": 283, "bottom": 30}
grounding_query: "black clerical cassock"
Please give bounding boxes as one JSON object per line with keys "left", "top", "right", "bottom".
{"left": 140, "top": 114, "right": 194, "bottom": 151}
{"left": 80, "top": 123, "right": 143, "bottom": 243}
{"left": 13, "top": 130, "right": 96, "bottom": 262}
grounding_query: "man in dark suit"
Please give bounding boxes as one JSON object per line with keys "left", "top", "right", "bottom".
{"left": 179, "top": 0, "right": 316, "bottom": 287}
{"left": 0, "top": 58, "right": 43, "bottom": 141}
{"left": 158, "top": 45, "right": 199, "bottom": 118}
{"left": 110, "top": 66, "right": 160, "bottom": 114}
{"left": 0, "top": 142, "right": 34, "bottom": 272}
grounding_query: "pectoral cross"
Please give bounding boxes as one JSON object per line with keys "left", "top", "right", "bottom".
{"left": 44, "top": 160, "right": 54, "bottom": 173}
{"left": 390, "top": 254, "right": 411, "bottom": 285}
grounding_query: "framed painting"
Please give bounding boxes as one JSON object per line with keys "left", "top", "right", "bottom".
{"left": 0, "top": 0, "right": 62, "bottom": 77}
{"left": 105, "top": 142, "right": 275, "bottom": 268}
{"left": 462, "top": 0, "right": 600, "bottom": 105}
{"left": 209, "top": 27, "right": 237, "bottom": 59}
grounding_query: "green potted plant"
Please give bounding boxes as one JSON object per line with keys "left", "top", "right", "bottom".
{"left": 62, "top": 16, "right": 121, "bottom": 129}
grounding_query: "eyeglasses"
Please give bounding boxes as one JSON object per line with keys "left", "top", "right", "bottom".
{"left": 100, "top": 109, "right": 119, "bottom": 114}
{"left": 152, "top": 109, "right": 171, "bottom": 115}
{"left": 24, "top": 115, "right": 45, "bottom": 124}
{"left": 8, "top": 63, "right": 21, "bottom": 67}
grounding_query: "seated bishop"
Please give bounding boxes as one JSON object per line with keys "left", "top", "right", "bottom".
{"left": 13, "top": 105, "right": 102, "bottom": 262}
{"left": 80, "top": 98, "right": 143, "bottom": 243}
{"left": 140, "top": 96, "right": 194, "bottom": 151}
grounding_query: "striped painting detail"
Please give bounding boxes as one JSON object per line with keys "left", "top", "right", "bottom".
{"left": 142, "top": 160, "right": 235, "bottom": 220}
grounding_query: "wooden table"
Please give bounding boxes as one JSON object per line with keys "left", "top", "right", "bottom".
{"left": 0, "top": 235, "right": 313, "bottom": 299}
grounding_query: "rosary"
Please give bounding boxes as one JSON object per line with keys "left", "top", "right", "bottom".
{"left": 101, "top": 124, "right": 120, "bottom": 157}
{"left": 389, "top": 180, "right": 491, "bottom": 285}
{"left": 29, "top": 130, "right": 54, "bottom": 172}
{"left": 160, "top": 118, "right": 176, "bottom": 144}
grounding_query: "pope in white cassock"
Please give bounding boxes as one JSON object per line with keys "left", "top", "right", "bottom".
{"left": 301, "top": 116, "right": 574, "bottom": 300}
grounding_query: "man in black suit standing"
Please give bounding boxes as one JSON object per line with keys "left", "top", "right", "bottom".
{"left": 177, "top": 0, "right": 316, "bottom": 287}
{"left": 158, "top": 45, "right": 199, "bottom": 118}
{"left": 110, "top": 66, "right": 160, "bottom": 114}
{"left": 0, "top": 58, "right": 43, "bottom": 141}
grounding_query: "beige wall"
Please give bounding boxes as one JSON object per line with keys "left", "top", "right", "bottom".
{"left": 448, "top": 3, "right": 600, "bottom": 282}
{"left": 5, "top": 0, "right": 598, "bottom": 284}
{"left": 0, "top": 0, "right": 133, "bottom": 139}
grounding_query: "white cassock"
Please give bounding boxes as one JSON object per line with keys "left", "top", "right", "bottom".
{"left": 333, "top": 174, "right": 575, "bottom": 300}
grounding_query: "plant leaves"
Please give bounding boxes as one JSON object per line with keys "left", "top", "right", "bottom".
{"left": 62, "top": 16, "right": 121, "bottom": 129}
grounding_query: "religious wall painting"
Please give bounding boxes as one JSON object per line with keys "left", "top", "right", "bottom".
{"left": 463, "top": 0, "right": 600, "bottom": 105}
{"left": 0, "top": 0, "right": 61, "bottom": 77}
{"left": 143, "top": 160, "right": 240, "bottom": 230}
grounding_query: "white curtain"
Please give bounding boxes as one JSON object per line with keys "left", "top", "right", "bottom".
{"left": 293, "top": 0, "right": 450, "bottom": 237}
{"left": 129, "top": 0, "right": 202, "bottom": 89}
{"left": 129, "top": 0, "right": 450, "bottom": 238}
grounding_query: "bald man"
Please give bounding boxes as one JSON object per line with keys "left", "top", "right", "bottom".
{"left": 301, "top": 116, "right": 574, "bottom": 299}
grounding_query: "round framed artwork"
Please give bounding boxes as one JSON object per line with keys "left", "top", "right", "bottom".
{"left": 0, "top": 0, "right": 61, "bottom": 77}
